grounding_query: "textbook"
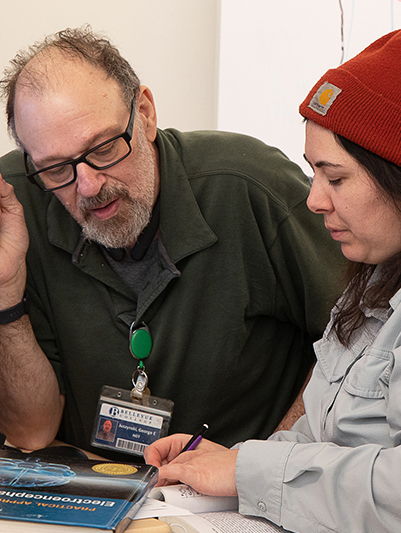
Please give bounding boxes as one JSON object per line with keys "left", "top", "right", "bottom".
{"left": 148, "top": 484, "right": 238, "bottom": 514}
{"left": 0, "top": 447, "right": 158, "bottom": 532}
{"left": 159, "top": 512, "right": 288, "bottom": 533}
{"left": 148, "top": 484, "right": 288, "bottom": 533}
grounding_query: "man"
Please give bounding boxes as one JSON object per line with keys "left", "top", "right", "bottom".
{"left": 96, "top": 419, "right": 115, "bottom": 443}
{"left": 0, "top": 27, "right": 344, "bottom": 457}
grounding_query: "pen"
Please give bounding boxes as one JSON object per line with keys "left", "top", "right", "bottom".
{"left": 180, "top": 423, "right": 209, "bottom": 454}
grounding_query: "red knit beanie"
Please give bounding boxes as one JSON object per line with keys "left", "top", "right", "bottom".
{"left": 299, "top": 29, "right": 401, "bottom": 166}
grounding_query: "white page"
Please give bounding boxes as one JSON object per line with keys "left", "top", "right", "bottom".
{"left": 160, "top": 515, "right": 219, "bottom": 533}
{"left": 149, "top": 484, "right": 238, "bottom": 513}
{"left": 160, "top": 512, "right": 288, "bottom": 533}
{"left": 135, "top": 498, "right": 193, "bottom": 519}
{"left": 198, "top": 512, "right": 288, "bottom": 532}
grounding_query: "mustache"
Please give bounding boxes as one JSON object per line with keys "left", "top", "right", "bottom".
{"left": 77, "top": 184, "right": 130, "bottom": 212}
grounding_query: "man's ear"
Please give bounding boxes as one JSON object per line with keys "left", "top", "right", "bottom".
{"left": 137, "top": 85, "right": 158, "bottom": 142}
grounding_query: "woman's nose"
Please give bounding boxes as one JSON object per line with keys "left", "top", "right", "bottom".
{"left": 306, "top": 179, "right": 333, "bottom": 214}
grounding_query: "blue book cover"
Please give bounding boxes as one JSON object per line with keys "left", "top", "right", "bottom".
{"left": 0, "top": 448, "right": 158, "bottom": 532}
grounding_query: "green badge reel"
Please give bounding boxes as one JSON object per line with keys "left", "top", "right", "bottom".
{"left": 90, "top": 322, "right": 174, "bottom": 457}
{"left": 130, "top": 324, "right": 152, "bottom": 398}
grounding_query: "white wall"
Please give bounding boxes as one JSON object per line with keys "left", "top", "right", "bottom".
{"left": 1, "top": 1, "right": 401, "bottom": 176}
{"left": 218, "top": 0, "right": 401, "bottom": 174}
{"left": 0, "top": 0, "right": 220, "bottom": 154}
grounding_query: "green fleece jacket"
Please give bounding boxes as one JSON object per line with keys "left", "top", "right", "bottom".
{"left": 0, "top": 129, "right": 345, "bottom": 456}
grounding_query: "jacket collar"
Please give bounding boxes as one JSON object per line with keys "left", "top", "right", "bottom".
{"left": 47, "top": 128, "right": 217, "bottom": 270}
{"left": 156, "top": 128, "right": 217, "bottom": 262}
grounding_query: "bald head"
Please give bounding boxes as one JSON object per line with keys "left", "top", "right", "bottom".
{"left": 16, "top": 48, "right": 87, "bottom": 99}
{"left": 14, "top": 54, "right": 130, "bottom": 165}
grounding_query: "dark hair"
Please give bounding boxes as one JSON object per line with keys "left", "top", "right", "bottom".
{"left": 331, "top": 134, "right": 401, "bottom": 346}
{"left": 0, "top": 26, "right": 141, "bottom": 147}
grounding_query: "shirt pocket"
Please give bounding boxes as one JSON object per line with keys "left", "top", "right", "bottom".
{"left": 342, "top": 348, "right": 391, "bottom": 399}
{"left": 314, "top": 334, "right": 367, "bottom": 385}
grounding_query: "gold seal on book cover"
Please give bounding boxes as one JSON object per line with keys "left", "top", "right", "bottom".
{"left": 91, "top": 463, "right": 138, "bottom": 476}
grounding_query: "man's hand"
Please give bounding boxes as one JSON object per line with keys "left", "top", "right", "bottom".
{"left": 0, "top": 174, "right": 29, "bottom": 305}
{"left": 144, "top": 434, "right": 239, "bottom": 497}
{"left": 0, "top": 173, "right": 64, "bottom": 450}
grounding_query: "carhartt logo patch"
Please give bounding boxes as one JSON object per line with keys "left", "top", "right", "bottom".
{"left": 308, "top": 82, "right": 342, "bottom": 116}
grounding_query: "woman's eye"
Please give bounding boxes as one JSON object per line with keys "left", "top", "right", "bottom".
{"left": 328, "top": 178, "right": 342, "bottom": 186}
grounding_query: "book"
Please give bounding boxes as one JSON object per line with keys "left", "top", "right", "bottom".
{"left": 148, "top": 484, "right": 238, "bottom": 514}
{"left": 0, "top": 447, "right": 158, "bottom": 532}
{"left": 147, "top": 484, "right": 289, "bottom": 533}
{"left": 0, "top": 517, "right": 172, "bottom": 532}
{"left": 159, "top": 512, "right": 288, "bottom": 533}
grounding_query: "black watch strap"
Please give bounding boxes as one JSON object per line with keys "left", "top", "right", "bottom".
{"left": 0, "top": 291, "right": 29, "bottom": 325}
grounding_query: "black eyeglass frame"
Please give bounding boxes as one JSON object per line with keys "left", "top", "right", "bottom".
{"left": 23, "top": 99, "right": 136, "bottom": 192}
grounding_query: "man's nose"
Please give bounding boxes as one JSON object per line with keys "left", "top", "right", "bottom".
{"left": 75, "top": 162, "right": 107, "bottom": 197}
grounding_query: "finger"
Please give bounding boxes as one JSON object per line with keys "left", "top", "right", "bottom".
{"left": 155, "top": 474, "right": 182, "bottom": 487}
{"left": 0, "top": 174, "right": 16, "bottom": 203}
{"left": 157, "top": 459, "right": 217, "bottom": 495}
{"left": 157, "top": 462, "right": 194, "bottom": 488}
{"left": 144, "top": 434, "right": 191, "bottom": 467}
{"left": 161, "top": 448, "right": 239, "bottom": 497}
{"left": 0, "top": 176, "right": 24, "bottom": 220}
{"left": 144, "top": 446, "right": 164, "bottom": 468}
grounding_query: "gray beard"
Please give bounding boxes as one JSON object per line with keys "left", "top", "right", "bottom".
{"left": 66, "top": 122, "right": 157, "bottom": 249}
{"left": 80, "top": 198, "right": 152, "bottom": 248}
{"left": 74, "top": 183, "right": 153, "bottom": 249}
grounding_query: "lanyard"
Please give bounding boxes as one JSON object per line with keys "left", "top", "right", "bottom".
{"left": 129, "top": 322, "right": 152, "bottom": 398}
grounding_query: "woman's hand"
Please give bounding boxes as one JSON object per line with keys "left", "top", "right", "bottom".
{"left": 144, "top": 434, "right": 239, "bottom": 497}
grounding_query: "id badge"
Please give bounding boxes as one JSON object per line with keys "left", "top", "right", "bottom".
{"left": 91, "top": 385, "right": 174, "bottom": 457}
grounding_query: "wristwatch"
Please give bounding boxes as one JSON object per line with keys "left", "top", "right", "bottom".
{"left": 0, "top": 291, "right": 29, "bottom": 325}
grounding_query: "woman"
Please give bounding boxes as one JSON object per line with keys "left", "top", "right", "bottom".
{"left": 145, "top": 30, "right": 401, "bottom": 533}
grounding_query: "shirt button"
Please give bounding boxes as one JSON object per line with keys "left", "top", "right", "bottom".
{"left": 257, "top": 501, "right": 267, "bottom": 511}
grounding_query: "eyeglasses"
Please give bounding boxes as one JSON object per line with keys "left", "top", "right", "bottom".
{"left": 23, "top": 100, "right": 136, "bottom": 192}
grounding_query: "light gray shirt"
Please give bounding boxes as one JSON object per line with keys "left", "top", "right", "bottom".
{"left": 236, "top": 283, "right": 401, "bottom": 533}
